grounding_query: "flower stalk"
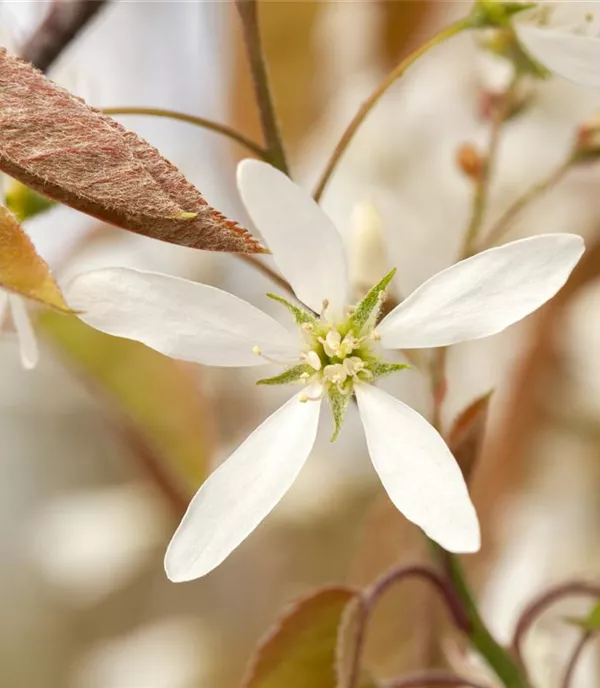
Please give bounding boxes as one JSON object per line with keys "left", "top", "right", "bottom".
{"left": 441, "top": 552, "right": 531, "bottom": 688}
{"left": 102, "top": 107, "right": 269, "bottom": 160}
{"left": 235, "top": 0, "right": 289, "bottom": 174}
{"left": 313, "top": 17, "right": 471, "bottom": 202}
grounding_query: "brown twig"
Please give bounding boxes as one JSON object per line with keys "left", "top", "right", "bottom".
{"left": 561, "top": 631, "right": 594, "bottom": 688}
{"left": 313, "top": 18, "right": 470, "bottom": 202}
{"left": 237, "top": 254, "right": 294, "bottom": 297}
{"left": 235, "top": 0, "right": 288, "bottom": 173}
{"left": 103, "top": 107, "right": 269, "bottom": 160}
{"left": 480, "top": 155, "right": 575, "bottom": 250}
{"left": 511, "top": 581, "right": 600, "bottom": 669}
{"left": 21, "top": 0, "right": 109, "bottom": 72}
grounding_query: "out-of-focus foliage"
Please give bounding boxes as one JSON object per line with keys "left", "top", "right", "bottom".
{"left": 40, "top": 312, "right": 213, "bottom": 504}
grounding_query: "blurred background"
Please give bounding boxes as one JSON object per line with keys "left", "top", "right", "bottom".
{"left": 2, "top": 1, "right": 600, "bottom": 686}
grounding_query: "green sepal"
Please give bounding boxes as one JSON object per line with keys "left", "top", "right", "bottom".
{"left": 328, "top": 387, "right": 352, "bottom": 442}
{"left": 267, "top": 293, "right": 317, "bottom": 326}
{"left": 468, "top": 1, "right": 536, "bottom": 29}
{"left": 257, "top": 364, "right": 312, "bottom": 386}
{"left": 367, "top": 362, "right": 410, "bottom": 381}
{"left": 5, "top": 180, "right": 57, "bottom": 222}
{"left": 350, "top": 268, "right": 396, "bottom": 335}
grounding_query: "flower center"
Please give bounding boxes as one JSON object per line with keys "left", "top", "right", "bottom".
{"left": 253, "top": 269, "right": 408, "bottom": 440}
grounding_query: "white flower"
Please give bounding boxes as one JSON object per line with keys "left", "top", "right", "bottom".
{"left": 514, "top": 1, "right": 600, "bottom": 89}
{"left": 66, "top": 160, "right": 584, "bottom": 582}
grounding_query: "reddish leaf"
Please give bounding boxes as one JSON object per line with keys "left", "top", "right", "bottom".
{"left": 448, "top": 392, "right": 493, "bottom": 481}
{"left": 243, "top": 586, "right": 359, "bottom": 688}
{"left": 0, "top": 48, "right": 263, "bottom": 253}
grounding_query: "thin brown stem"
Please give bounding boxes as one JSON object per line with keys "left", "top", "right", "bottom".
{"left": 511, "top": 581, "right": 600, "bottom": 669}
{"left": 235, "top": 0, "right": 288, "bottom": 173}
{"left": 21, "top": 0, "right": 109, "bottom": 72}
{"left": 313, "top": 18, "right": 470, "bottom": 202}
{"left": 344, "top": 565, "right": 471, "bottom": 688}
{"left": 103, "top": 107, "right": 269, "bottom": 160}
{"left": 386, "top": 673, "right": 493, "bottom": 688}
{"left": 480, "top": 155, "right": 575, "bottom": 250}
{"left": 237, "top": 254, "right": 294, "bottom": 296}
{"left": 461, "top": 77, "right": 520, "bottom": 257}
{"left": 561, "top": 631, "right": 594, "bottom": 688}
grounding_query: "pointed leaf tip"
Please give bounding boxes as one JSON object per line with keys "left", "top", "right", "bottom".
{"left": 0, "top": 48, "right": 264, "bottom": 253}
{"left": 0, "top": 204, "right": 69, "bottom": 312}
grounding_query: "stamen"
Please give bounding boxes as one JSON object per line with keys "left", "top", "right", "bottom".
{"left": 303, "top": 350, "right": 322, "bottom": 371}
{"left": 252, "top": 346, "right": 301, "bottom": 366}
{"left": 299, "top": 388, "right": 326, "bottom": 402}
{"left": 370, "top": 331, "right": 381, "bottom": 341}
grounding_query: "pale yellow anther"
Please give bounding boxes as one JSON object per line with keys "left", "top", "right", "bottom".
{"left": 253, "top": 346, "right": 262, "bottom": 355}
{"left": 299, "top": 394, "right": 309, "bottom": 403}
{"left": 370, "top": 331, "right": 381, "bottom": 341}
{"left": 323, "top": 363, "right": 348, "bottom": 386}
{"left": 302, "top": 322, "right": 314, "bottom": 332}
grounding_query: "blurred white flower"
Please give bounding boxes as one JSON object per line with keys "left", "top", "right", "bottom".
{"left": 28, "top": 484, "right": 169, "bottom": 607}
{"left": 72, "top": 617, "right": 210, "bottom": 688}
{"left": 67, "top": 160, "right": 584, "bottom": 581}
{"left": 514, "top": 1, "right": 600, "bottom": 89}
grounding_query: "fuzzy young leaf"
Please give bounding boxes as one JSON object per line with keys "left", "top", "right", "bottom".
{"left": 0, "top": 204, "right": 69, "bottom": 311}
{"left": 368, "top": 362, "right": 409, "bottom": 381}
{"left": 350, "top": 269, "right": 396, "bottom": 334}
{"left": 0, "top": 48, "right": 263, "bottom": 253}
{"left": 328, "top": 387, "right": 352, "bottom": 442}
{"left": 257, "top": 364, "right": 312, "bottom": 386}
{"left": 243, "top": 586, "right": 358, "bottom": 688}
{"left": 40, "top": 312, "right": 213, "bottom": 495}
{"left": 267, "top": 292, "right": 317, "bottom": 325}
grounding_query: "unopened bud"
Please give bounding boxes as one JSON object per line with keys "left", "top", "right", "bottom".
{"left": 574, "top": 114, "right": 600, "bottom": 162}
{"left": 350, "top": 201, "right": 389, "bottom": 297}
{"left": 457, "top": 143, "right": 485, "bottom": 181}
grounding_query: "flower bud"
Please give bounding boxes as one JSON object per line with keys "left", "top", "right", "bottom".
{"left": 350, "top": 201, "right": 389, "bottom": 298}
{"left": 457, "top": 143, "right": 485, "bottom": 181}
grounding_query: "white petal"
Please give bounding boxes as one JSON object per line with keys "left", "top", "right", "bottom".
{"left": 237, "top": 160, "right": 348, "bottom": 318}
{"left": 66, "top": 268, "right": 300, "bottom": 367}
{"left": 355, "top": 384, "right": 480, "bottom": 553}
{"left": 379, "top": 234, "right": 584, "bottom": 349}
{"left": 165, "top": 392, "right": 321, "bottom": 581}
{"left": 9, "top": 294, "right": 38, "bottom": 369}
{"left": 515, "top": 4, "right": 600, "bottom": 90}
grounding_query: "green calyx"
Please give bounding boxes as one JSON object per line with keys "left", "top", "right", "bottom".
{"left": 468, "top": 1, "right": 536, "bottom": 29}
{"left": 257, "top": 270, "right": 409, "bottom": 442}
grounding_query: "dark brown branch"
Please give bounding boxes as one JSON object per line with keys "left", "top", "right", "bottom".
{"left": 21, "top": 0, "right": 109, "bottom": 73}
